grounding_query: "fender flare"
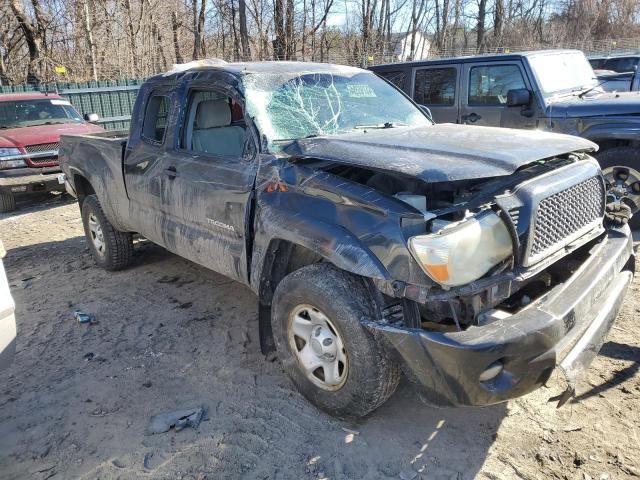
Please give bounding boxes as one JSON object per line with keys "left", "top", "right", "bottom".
{"left": 251, "top": 205, "right": 392, "bottom": 354}
{"left": 582, "top": 123, "right": 640, "bottom": 144}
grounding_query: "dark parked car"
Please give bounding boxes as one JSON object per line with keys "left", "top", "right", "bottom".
{"left": 371, "top": 50, "right": 640, "bottom": 221}
{"left": 60, "top": 61, "right": 634, "bottom": 418}
{"left": 589, "top": 54, "right": 639, "bottom": 73}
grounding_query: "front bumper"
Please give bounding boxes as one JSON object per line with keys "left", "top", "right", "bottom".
{"left": 368, "top": 226, "right": 634, "bottom": 407}
{"left": 0, "top": 167, "right": 65, "bottom": 195}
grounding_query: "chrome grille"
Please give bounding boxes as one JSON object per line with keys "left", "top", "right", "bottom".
{"left": 528, "top": 176, "right": 604, "bottom": 262}
{"left": 24, "top": 142, "right": 59, "bottom": 154}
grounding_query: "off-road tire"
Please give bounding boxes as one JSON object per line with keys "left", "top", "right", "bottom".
{"left": 81, "top": 194, "right": 133, "bottom": 270}
{"left": 596, "top": 146, "right": 640, "bottom": 228}
{"left": 0, "top": 192, "right": 16, "bottom": 213}
{"left": 271, "top": 263, "right": 400, "bottom": 419}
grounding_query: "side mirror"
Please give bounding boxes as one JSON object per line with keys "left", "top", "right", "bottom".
{"left": 419, "top": 105, "right": 434, "bottom": 123}
{"left": 84, "top": 113, "right": 99, "bottom": 123}
{"left": 507, "top": 89, "right": 531, "bottom": 107}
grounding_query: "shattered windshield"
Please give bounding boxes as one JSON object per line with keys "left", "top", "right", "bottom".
{"left": 242, "top": 69, "right": 429, "bottom": 150}
{"left": 528, "top": 52, "right": 597, "bottom": 97}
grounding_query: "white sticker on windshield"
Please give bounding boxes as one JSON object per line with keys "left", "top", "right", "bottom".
{"left": 347, "top": 84, "right": 376, "bottom": 98}
{"left": 50, "top": 99, "right": 71, "bottom": 105}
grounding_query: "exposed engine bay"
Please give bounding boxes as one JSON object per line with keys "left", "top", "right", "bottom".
{"left": 314, "top": 154, "right": 610, "bottom": 331}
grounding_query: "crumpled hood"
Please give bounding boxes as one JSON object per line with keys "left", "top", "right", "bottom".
{"left": 546, "top": 91, "right": 640, "bottom": 118}
{"left": 282, "top": 124, "right": 596, "bottom": 182}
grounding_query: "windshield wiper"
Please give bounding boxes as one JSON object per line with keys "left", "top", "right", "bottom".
{"left": 0, "top": 124, "right": 24, "bottom": 129}
{"left": 272, "top": 134, "right": 319, "bottom": 143}
{"left": 577, "top": 77, "right": 617, "bottom": 98}
{"left": 353, "top": 122, "right": 407, "bottom": 129}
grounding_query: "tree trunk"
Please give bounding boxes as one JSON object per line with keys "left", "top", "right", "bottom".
{"left": 9, "top": 0, "right": 43, "bottom": 83}
{"left": 476, "top": 0, "right": 487, "bottom": 53}
{"left": 231, "top": 0, "right": 241, "bottom": 61}
{"left": 123, "top": 0, "right": 140, "bottom": 76}
{"left": 82, "top": 0, "right": 98, "bottom": 81}
{"left": 273, "top": 0, "right": 285, "bottom": 59}
{"left": 192, "top": 0, "right": 206, "bottom": 60}
{"left": 285, "top": 0, "right": 295, "bottom": 59}
{"left": 238, "top": 0, "right": 251, "bottom": 59}
{"left": 494, "top": 0, "right": 504, "bottom": 42}
{"left": 171, "top": 10, "right": 184, "bottom": 64}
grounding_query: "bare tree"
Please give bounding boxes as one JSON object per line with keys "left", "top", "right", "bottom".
{"left": 239, "top": 0, "right": 251, "bottom": 58}
{"left": 9, "top": 0, "right": 44, "bottom": 83}
{"left": 81, "top": 0, "right": 98, "bottom": 81}
{"left": 171, "top": 10, "right": 184, "bottom": 64}
{"left": 273, "top": 0, "right": 286, "bottom": 58}
{"left": 476, "top": 0, "right": 487, "bottom": 52}
{"left": 192, "top": 0, "right": 206, "bottom": 60}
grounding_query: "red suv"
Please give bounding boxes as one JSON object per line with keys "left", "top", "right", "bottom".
{"left": 0, "top": 92, "right": 104, "bottom": 212}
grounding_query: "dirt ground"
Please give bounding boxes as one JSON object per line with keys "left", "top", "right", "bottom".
{"left": 0, "top": 195, "right": 638, "bottom": 480}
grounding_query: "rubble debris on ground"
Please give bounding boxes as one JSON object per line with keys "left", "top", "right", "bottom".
{"left": 145, "top": 406, "right": 206, "bottom": 435}
{"left": 74, "top": 310, "right": 96, "bottom": 324}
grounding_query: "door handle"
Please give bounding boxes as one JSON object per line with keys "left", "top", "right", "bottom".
{"left": 164, "top": 166, "right": 177, "bottom": 178}
{"left": 462, "top": 112, "right": 482, "bottom": 123}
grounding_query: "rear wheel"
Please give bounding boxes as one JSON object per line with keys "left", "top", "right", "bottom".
{"left": 81, "top": 195, "right": 133, "bottom": 270}
{"left": 595, "top": 146, "right": 640, "bottom": 228}
{"left": 271, "top": 263, "right": 400, "bottom": 418}
{"left": 0, "top": 192, "right": 15, "bottom": 213}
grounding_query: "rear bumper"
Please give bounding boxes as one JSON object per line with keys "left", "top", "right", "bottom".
{"left": 0, "top": 167, "right": 64, "bottom": 195}
{"left": 368, "top": 226, "right": 634, "bottom": 407}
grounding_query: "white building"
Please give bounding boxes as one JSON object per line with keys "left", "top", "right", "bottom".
{"left": 386, "top": 32, "right": 430, "bottom": 61}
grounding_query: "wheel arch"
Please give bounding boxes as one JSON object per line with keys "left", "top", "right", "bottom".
{"left": 255, "top": 233, "right": 389, "bottom": 355}
{"left": 582, "top": 124, "right": 640, "bottom": 150}
{"left": 73, "top": 173, "right": 96, "bottom": 209}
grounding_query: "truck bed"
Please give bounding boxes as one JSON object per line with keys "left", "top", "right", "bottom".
{"left": 59, "top": 131, "right": 132, "bottom": 232}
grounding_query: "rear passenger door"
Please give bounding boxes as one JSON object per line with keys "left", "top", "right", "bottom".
{"left": 124, "top": 88, "right": 174, "bottom": 246}
{"left": 161, "top": 85, "right": 257, "bottom": 283}
{"left": 412, "top": 65, "right": 460, "bottom": 123}
{"left": 460, "top": 61, "right": 536, "bottom": 129}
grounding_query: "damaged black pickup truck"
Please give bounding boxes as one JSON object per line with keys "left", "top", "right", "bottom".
{"left": 59, "top": 61, "right": 635, "bottom": 418}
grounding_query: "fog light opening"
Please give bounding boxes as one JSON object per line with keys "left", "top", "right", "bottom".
{"left": 479, "top": 361, "right": 504, "bottom": 382}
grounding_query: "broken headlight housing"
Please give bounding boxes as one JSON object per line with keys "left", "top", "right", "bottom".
{"left": 408, "top": 210, "right": 513, "bottom": 287}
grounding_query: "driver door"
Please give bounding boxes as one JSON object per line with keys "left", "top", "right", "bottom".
{"left": 160, "top": 86, "right": 257, "bottom": 283}
{"left": 460, "top": 61, "right": 537, "bottom": 129}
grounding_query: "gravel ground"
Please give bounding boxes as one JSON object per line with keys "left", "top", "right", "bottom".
{"left": 0, "top": 195, "right": 639, "bottom": 480}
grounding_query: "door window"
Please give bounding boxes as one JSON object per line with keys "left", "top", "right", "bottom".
{"left": 603, "top": 57, "right": 639, "bottom": 73}
{"left": 468, "top": 65, "right": 526, "bottom": 105}
{"left": 414, "top": 68, "right": 456, "bottom": 105}
{"left": 183, "top": 91, "right": 246, "bottom": 157}
{"left": 142, "top": 94, "right": 170, "bottom": 143}
{"left": 378, "top": 71, "right": 406, "bottom": 90}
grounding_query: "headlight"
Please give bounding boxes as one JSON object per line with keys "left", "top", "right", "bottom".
{"left": 0, "top": 148, "right": 25, "bottom": 169}
{"left": 0, "top": 148, "right": 21, "bottom": 157}
{"left": 408, "top": 211, "right": 513, "bottom": 287}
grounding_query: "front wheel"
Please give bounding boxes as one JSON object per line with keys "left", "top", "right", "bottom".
{"left": 81, "top": 195, "right": 134, "bottom": 270}
{"left": 271, "top": 263, "right": 400, "bottom": 418}
{"left": 595, "top": 146, "right": 640, "bottom": 228}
